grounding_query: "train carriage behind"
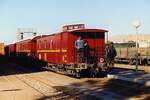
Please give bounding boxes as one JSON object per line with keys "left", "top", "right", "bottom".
{"left": 15, "top": 36, "right": 47, "bottom": 57}
{"left": 0, "top": 43, "right": 4, "bottom": 55}
{"left": 5, "top": 43, "right": 16, "bottom": 56}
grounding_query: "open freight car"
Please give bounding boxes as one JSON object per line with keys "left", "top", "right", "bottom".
{"left": 115, "top": 42, "right": 150, "bottom": 65}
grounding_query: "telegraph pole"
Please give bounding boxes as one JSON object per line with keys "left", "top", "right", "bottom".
{"left": 17, "top": 28, "right": 37, "bottom": 40}
{"left": 132, "top": 19, "right": 141, "bottom": 71}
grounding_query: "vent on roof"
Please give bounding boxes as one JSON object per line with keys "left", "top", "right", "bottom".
{"left": 62, "top": 24, "right": 85, "bottom": 32}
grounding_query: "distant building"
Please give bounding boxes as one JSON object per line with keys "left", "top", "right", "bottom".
{"left": 110, "top": 34, "right": 150, "bottom": 48}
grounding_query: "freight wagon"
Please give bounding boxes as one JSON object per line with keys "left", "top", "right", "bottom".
{"left": 115, "top": 42, "right": 150, "bottom": 65}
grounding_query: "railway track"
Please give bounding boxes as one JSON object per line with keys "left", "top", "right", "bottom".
{"left": 0, "top": 63, "right": 74, "bottom": 99}
{"left": 1, "top": 74, "right": 76, "bottom": 99}
{"left": 0, "top": 63, "right": 149, "bottom": 100}
{"left": 30, "top": 72, "right": 128, "bottom": 100}
{"left": 7, "top": 64, "right": 77, "bottom": 99}
{"left": 15, "top": 75, "right": 55, "bottom": 96}
{"left": 15, "top": 75, "right": 73, "bottom": 99}
{"left": 3, "top": 64, "right": 122, "bottom": 100}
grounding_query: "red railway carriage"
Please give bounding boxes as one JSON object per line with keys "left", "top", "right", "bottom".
{"left": 15, "top": 36, "right": 45, "bottom": 57}
{"left": 37, "top": 26, "right": 107, "bottom": 64}
{"left": 37, "top": 24, "right": 108, "bottom": 77}
{"left": 0, "top": 43, "right": 4, "bottom": 55}
{"left": 4, "top": 35, "right": 47, "bottom": 68}
{"left": 5, "top": 43, "right": 16, "bottom": 56}
{"left": 16, "top": 39, "right": 36, "bottom": 57}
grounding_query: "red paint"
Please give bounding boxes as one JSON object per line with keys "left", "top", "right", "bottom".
{"left": 37, "top": 28, "right": 107, "bottom": 64}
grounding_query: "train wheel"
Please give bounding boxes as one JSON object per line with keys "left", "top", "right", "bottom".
{"left": 129, "top": 59, "right": 134, "bottom": 65}
{"left": 43, "top": 64, "right": 48, "bottom": 69}
{"left": 75, "top": 71, "right": 81, "bottom": 78}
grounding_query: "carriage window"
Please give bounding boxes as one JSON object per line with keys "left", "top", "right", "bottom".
{"left": 44, "top": 40, "right": 47, "bottom": 49}
{"left": 68, "top": 26, "right": 73, "bottom": 30}
{"left": 49, "top": 41, "right": 51, "bottom": 49}
{"left": 26, "top": 43, "right": 28, "bottom": 49}
{"left": 47, "top": 41, "right": 50, "bottom": 49}
{"left": 38, "top": 43, "right": 41, "bottom": 49}
{"left": 50, "top": 40, "right": 53, "bottom": 49}
{"left": 38, "top": 41, "right": 41, "bottom": 49}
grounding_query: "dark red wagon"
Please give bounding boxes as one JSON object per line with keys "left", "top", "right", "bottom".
{"left": 5, "top": 43, "right": 16, "bottom": 56}
{"left": 15, "top": 36, "right": 46, "bottom": 58}
{"left": 37, "top": 24, "right": 108, "bottom": 77}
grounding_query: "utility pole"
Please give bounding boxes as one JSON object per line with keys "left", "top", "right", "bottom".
{"left": 132, "top": 19, "right": 141, "bottom": 71}
{"left": 17, "top": 28, "right": 37, "bottom": 40}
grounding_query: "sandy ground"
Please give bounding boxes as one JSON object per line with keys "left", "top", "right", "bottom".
{"left": 0, "top": 76, "right": 42, "bottom": 100}
{"left": 0, "top": 63, "right": 149, "bottom": 100}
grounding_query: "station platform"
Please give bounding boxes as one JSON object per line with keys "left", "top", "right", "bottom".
{"left": 107, "top": 68, "right": 150, "bottom": 86}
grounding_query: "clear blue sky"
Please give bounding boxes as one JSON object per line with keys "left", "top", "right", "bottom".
{"left": 0, "top": 0, "right": 150, "bottom": 44}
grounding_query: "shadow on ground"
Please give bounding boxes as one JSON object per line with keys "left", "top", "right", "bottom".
{"left": 0, "top": 54, "right": 46, "bottom": 76}
{"left": 36, "top": 79, "right": 150, "bottom": 100}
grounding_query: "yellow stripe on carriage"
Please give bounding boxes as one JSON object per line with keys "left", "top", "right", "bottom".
{"left": 17, "top": 50, "right": 31, "bottom": 52}
{"left": 37, "top": 49, "right": 67, "bottom": 53}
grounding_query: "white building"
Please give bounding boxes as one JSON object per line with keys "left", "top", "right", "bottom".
{"left": 110, "top": 34, "right": 150, "bottom": 47}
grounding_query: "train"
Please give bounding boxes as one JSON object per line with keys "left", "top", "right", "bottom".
{"left": 5, "top": 24, "right": 110, "bottom": 77}
{"left": 114, "top": 42, "right": 150, "bottom": 65}
{"left": 0, "top": 43, "right": 4, "bottom": 55}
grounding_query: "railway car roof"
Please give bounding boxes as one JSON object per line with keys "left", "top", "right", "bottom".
{"left": 35, "top": 34, "right": 56, "bottom": 40}
{"left": 14, "top": 35, "right": 48, "bottom": 43}
{"left": 70, "top": 29, "right": 108, "bottom": 33}
{"left": 26, "top": 28, "right": 108, "bottom": 41}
